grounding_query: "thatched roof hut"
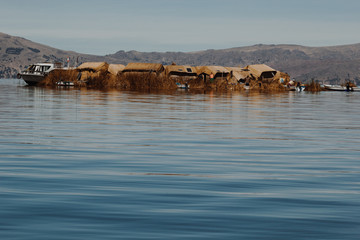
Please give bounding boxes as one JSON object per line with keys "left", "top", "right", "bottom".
{"left": 196, "top": 66, "right": 230, "bottom": 81}
{"left": 122, "top": 62, "right": 164, "bottom": 73}
{"left": 165, "top": 65, "right": 197, "bottom": 76}
{"left": 76, "top": 62, "right": 110, "bottom": 82}
{"left": 244, "top": 64, "right": 277, "bottom": 80}
{"left": 108, "top": 64, "right": 125, "bottom": 75}
{"left": 226, "top": 67, "right": 250, "bottom": 83}
{"left": 196, "top": 66, "right": 230, "bottom": 78}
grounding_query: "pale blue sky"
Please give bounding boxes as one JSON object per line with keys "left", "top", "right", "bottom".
{"left": 1, "top": 0, "right": 360, "bottom": 55}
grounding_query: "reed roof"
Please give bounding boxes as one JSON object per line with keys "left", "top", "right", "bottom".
{"left": 123, "top": 62, "right": 164, "bottom": 73}
{"left": 196, "top": 66, "right": 230, "bottom": 76}
{"left": 244, "top": 64, "right": 277, "bottom": 78}
{"left": 226, "top": 67, "right": 250, "bottom": 80}
{"left": 108, "top": 64, "right": 125, "bottom": 75}
{"left": 165, "top": 65, "right": 197, "bottom": 75}
{"left": 77, "top": 62, "right": 109, "bottom": 71}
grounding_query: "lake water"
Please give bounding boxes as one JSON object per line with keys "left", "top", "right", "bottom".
{"left": 1, "top": 79, "right": 359, "bottom": 240}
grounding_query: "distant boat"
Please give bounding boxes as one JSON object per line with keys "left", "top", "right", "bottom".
{"left": 17, "top": 62, "right": 63, "bottom": 85}
{"left": 324, "top": 84, "right": 360, "bottom": 92}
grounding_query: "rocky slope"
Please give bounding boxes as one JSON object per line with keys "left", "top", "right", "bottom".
{"left": 1, "top": 32, "right": 360, "bottom": 83}
{"left": 0, "top": 32, "right": 105, "bottom": 78}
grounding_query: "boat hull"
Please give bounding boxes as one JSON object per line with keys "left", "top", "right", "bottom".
{"left": 21, "top": 74, "right": 46, "bottom": 86}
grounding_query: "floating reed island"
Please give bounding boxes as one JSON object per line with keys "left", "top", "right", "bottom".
{"left": 40, "top": 61, "right": 304, "bottom": 92}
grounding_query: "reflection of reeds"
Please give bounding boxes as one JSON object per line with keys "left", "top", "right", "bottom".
{"left": 305, "top": 79, "right": 321, "bottom": 92}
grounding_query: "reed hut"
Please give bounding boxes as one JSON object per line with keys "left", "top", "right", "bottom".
{"left": 165, "top": 65, "right": 197, "bottom": 82}
{"left": 77, "top": 62, "right": 109, "bottom": 81}
{"left": 226, "top": 67, "right": 250, "bottom": 84}
{"left": 196, "top": 66, "right": 230, "bottom": 82}
{"left": 244, "top": 64, "right": 277, "bottom": 82}
{"left": 118, "top": 62, "right": 176, "bottom": 90}
{"left": 122, "top": 62, "right": 165, "bottom": 74}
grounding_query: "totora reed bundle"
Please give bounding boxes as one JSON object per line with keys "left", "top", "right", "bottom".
{"left": 39, "top": 69, "right": 81, "bottom": 87}
{"left": 117, "top": 72, "right": 177, "bottom": 90}
{"left": 305, "top": 79, "right": 322, "bottom": 92}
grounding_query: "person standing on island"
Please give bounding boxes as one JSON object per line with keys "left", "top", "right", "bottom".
{"left": 346, "top": 82, "right": 353, "bottom": 91}
{"left": 210, "top": 73, "right": 214, "bottom": 83}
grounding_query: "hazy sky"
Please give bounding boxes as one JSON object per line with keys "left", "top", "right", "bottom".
{"left": 1, "top": 0, "right": 360, "bottom": 55}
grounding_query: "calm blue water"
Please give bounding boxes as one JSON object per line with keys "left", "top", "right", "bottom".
{"left": 1, "top": 79, "right": 359, "bottom": 239}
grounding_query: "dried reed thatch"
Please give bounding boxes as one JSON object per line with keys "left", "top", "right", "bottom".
{"left": 122, "top": 63, "right": 165, "bottom": 73}
{"left": 36, "top": 60, "right": 294, "bottom": 93}
{"left": 39, "top": 69, "right": 81, "bottom": 87}
{"left": 165, "top": 65, "right": 197, "bottom": 76}
{"left": 85, "top": 71, "right": 118, "bottom": 89}
{"left": 165, "top": 65, "right": 197, "bottom": 85}
{"left": 117, "top": 72, "right": 177, "bottom": 90}
{"left": 75, "top": 62, "right": 114, "bottom": 88}
{"left": 77, "top": 62, "right": 109, "bottom": 72}
{"left": 248, "top": 79, "right": 287, "bottom": 92}
{"left": 187, "top": 76, "right": 245, "bottom": 91}
{"left": 274, "top": 71, "right": 291, "bottom": 84}
{"left": 244, "top": 64, "right": 277, "bottom": 82}
{"left": 108, "top": 64, "right": 125, "bottom": 76}
{"left": 226, "top": 67, "right": 251, "bottom": 84}
{"left": 196, "top": 66, "right": 230, "bottom": 78}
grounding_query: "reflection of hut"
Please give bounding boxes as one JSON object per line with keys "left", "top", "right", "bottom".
{"left": 122, "top": 63, "right": 164, "bottom": 74}
{"left": 77, "top": 62, "right": 109, "bottom": 81}
{"left": 226, "top": 67, "right": 250, "bottom": 84}
{"left": 108, "top": 64, "right": 125, "bottom": 76}
{"left": 244, "top": 64, "right": 277, "bottom": 82}
{"left": 196, "top": 66, "right": 230, "bottom": 82}
{"left": 165, "top": 65, "right": 197, "bottom": 81}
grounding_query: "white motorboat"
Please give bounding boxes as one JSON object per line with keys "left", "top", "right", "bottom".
{"left": 17, "top": 62, "right": 63, "bottom": 85}
{"left": 324, "top": 84, "right": 360, "bottom": 92}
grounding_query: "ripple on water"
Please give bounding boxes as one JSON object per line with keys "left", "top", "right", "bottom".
{"left": 0, "top": 80, "right": 360, "bottom": 239}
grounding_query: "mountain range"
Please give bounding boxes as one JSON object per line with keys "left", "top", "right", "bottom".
{"left": 1, "top": 32, "right": 360, "bottom": 84}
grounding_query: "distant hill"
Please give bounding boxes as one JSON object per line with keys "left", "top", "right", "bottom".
{"left": 0, "top": 32, "right": 105, "bottom": 78}
{"left": 104, "top": 44, "right": 360, "bottom": 83}
{"left": 1, "top": 32, "right": 360, "bottom": 84}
